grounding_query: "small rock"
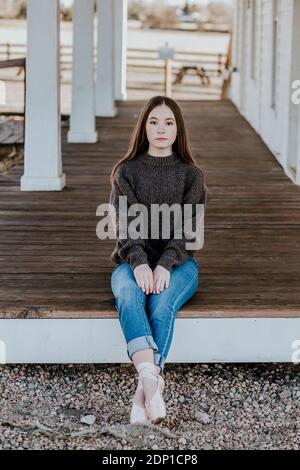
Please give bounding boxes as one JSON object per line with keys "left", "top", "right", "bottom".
{"left": 203, "top": 444, "right": 213, "bottom": 450}
{"left": 280, "top": 389, "right": 291, "bottom": 399}
{"left": 65, "top": 408, "right": 81, "bottom": 417}
{"left": 231, "top": 401, "right": 241, "bottom": 408}
{"left": 178, "top": 437, "right": 187, "bottom": 445}
{"left": 27, "top": 382, "right": 37, "bottom": 389}
{"left": 194, "top": 411, "right": 210, "bottom": 424}
{"left": 201, "top": 404, "right": 210, "bottom": 412}
{"left": 80, "top": 415, "right": 96, "bottom": 425}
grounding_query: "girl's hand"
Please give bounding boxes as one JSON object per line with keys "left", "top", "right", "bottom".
{"left": 133, "top": 264, "right": 154, "bottom": 294}
{"left": 153, "top": 265, "right": 170, "bottom": 294}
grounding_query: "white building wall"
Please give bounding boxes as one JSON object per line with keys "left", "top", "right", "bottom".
{"left": 259, "top": 0, "right": 279, "bottom": 154}
{"left": 297, "top": 106, "right": 300, "bottom": 185}
{"left": 230, "top": 0, "right": 299, "bottom": 186}
{"left": 273, "top": 0, "right": 293, "bottom": 165}
{"left": 243, "top": 0, "right": 262, "bottom": 132}
{"left": 286, "top": 0, "right": 300, "bottom": 183}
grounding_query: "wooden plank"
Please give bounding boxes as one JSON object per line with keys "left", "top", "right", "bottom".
{"left": 0, "top": 58, "right": 25, "bottom": 68}
{"left": 0, "top": 306, "right": 300, "bottom": 319}
{"left": 0, "top": 100, "right": 299, "bottom": 319}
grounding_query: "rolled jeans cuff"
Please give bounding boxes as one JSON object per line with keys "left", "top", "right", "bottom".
{"left": 153, "top": 353, "right": 166, "bottom": 372}
{"left": 127, "top": 335, "right": 158, "bottom": 361}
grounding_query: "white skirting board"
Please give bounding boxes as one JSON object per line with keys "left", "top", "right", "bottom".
{"left": 0, "top": 318, "right": 300, "bottom": 364}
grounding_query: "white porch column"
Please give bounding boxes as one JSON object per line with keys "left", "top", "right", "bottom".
{"left": 68, "top": 0, "right": 98, "bottom": 143}
{"left": 95, "top": 0, "right": 117, "bottom": 117}
{"left": 21, "top": 0, "right": 65, "bottom": 191}
{"left": 114, "top": 0, "right": 127, "bottom": 101}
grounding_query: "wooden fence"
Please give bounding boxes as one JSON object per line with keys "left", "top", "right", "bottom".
{"left": 0, "top": 43, "right": 229, "bottom": 97}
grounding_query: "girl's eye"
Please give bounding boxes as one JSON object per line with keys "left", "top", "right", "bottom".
{"left": 149, "top": 121, "right": 173, "bottom": 125}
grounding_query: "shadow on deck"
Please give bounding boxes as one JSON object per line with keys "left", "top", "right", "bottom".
{"left": 0, "top": 100, "right": 300, "bottom": 320}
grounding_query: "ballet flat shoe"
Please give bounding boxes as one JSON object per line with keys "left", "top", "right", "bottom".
{"left": 130, "top": 378, "right": 150, "bottom": 424}
{"left": 144, "top": 375, "right": 166, "bottom": 424}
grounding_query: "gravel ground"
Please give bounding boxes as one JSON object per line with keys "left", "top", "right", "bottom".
{"left": 0, "top": 362, "right": 299, "bottom": 450}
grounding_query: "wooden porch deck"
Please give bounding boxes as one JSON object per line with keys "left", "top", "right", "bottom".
{"left": 0, "top": 100, "right": 300, "bottom": 320}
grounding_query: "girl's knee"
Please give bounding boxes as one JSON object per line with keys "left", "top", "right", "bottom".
{"left": 117, "top": 282, "right": 144, "bottom": 304}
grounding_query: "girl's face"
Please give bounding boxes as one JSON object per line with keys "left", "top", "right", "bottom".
{"left": 145, "top": 104, "right": 177, "bottom": 155}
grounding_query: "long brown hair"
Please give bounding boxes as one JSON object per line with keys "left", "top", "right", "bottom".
{"left": 110, "top": 95, "right": 206, "bottom": 190}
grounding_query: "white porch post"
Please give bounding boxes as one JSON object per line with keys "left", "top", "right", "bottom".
{"left": 239, "top": 0, "right": 247, "bottom": 114}
{"left": 114, "top": 0, "right": 127, "bottom": 101}
{"left": 68, "top": 0, "right": 98, "bottom": 143}
{"left": 21, "top": 0, "right": 65, "bottom": 191}
{"left": 95, "top": 0, "right": 117, "bottom": 117}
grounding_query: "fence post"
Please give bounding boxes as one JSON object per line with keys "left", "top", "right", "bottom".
{"left": 218, "top": 53, "right": 222, "bottom": 76}
{"left": 221, "top": 31, "right": 232, "bottom": 99}
{"left": 159, "top": 42, "right": 174, "bottom": 97}
{"left": 165, "top": 58, "right": 172, "bottom": 96}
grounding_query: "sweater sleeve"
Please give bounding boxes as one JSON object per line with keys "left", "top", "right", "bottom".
{"left": 109, "top": 164, "right": 149, "bottom": 271}
{"left": 156, "top": 167, "right": 206, "bottom": 273}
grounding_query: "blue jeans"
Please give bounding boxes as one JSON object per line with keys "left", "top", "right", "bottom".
{"left": 111, "top": 256, "right": 199, "bottom": 372}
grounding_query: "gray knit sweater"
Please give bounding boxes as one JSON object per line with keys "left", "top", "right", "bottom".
{"left": 109, "top": 151, "right": 206, "bottom": 272}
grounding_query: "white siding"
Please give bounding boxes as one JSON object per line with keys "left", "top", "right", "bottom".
{"left": 230, "top": 0, "right": 299, "bottom": 186}
{"left": 259, "top": 0, "right": 279, "bottom": 153}
{"left": 287, "top": 0, "right": 300, "bottom": 183}
{"left": 243, "top": 0, "right": 261, "bottom": 131}
{"left": 275, "top": 0, "right": 293, "bottom": 163}
{"left": 297, "top": 107, "right": 300, "bottom": 185}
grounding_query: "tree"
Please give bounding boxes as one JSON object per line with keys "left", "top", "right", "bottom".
{"left": 128, "top": 0, "right": 147, "bottom": 20}
{"left": 0, "top": 0, "right": 25, "bottom": 19}
{"left": 182, "top": 2, "right": 191, "bottom": 16}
